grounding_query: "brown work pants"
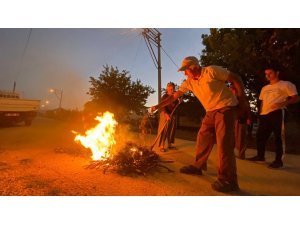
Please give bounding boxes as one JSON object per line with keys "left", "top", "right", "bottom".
{"left": 234, "top": 120, "right": 247, "bottom": 158}
{"left": 193, "top": 107, "right": 237, "bottom": 183}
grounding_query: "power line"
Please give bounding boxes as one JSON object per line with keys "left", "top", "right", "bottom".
{"left": 142, "top": 29, "right": 179, "bottom": 70}
{"left": 142, "top": 35, "right": 158, "bottom": 69}
{"left": 161, "top": 46, "right": 179, "bottom": 69}
{"left": 16, "top": 28, "right": 32, "bottom": 82}
{"left": 141, "top": 28, "right": 162, "bottom": 103}
{"left": 129, "top": 34, "right": 143, "bottom": 72}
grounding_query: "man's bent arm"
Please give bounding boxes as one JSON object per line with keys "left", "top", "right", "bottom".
{"left": 273, "top": 94, "right": 300, "bottom": 109}
{"left": 227, "top": 72, "right": 247, "bottom": 100}
{"left": 227, "top": 72, "right": 250, "bottom": 118}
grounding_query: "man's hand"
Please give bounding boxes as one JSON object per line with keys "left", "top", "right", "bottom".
{"left": 178, "top": 97, "right": 183, "bottom": 104}
{"left": 148, "top": 106, "right": 157, "bottom": 114}
{"left": 270, "top": 102, "right": 285, "bottom": 111}
{"left": 246, "top": 118, "right": 252, "bottom": 126}
{"left": 165, "top": 113, "right": 170, "bottom": 121}
{"left": 237, "top": 97, "right": 250, "bottom": 121}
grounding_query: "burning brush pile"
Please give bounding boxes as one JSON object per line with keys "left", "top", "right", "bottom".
{"left": 72, "top": 111, "right": 173, "bottom": 175}
{"left": 86, "top": 142, "right": 173, "bottom": 175}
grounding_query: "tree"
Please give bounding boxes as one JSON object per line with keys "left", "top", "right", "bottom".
{"left": 200, "top": 28, "right": 300, "bottom": 116}
{"left": 86, "top": 65, "right": 154, "bottom": 119}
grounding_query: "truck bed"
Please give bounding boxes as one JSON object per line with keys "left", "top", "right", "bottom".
{"left": 0, "top": 98, "right": 40, "bottom": 112}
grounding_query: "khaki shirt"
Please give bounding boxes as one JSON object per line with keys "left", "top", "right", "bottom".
{"left": 179, "top": 65, "right": 238, "bottom": 111}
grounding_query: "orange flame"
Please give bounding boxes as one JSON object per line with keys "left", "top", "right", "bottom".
{"left": 73, "top": 112, "right": 117, "bottom": 160}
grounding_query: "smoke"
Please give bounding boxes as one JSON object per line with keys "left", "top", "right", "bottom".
{"left": 112, "top": 123, "right": 142, "bottom": 155}
{"left": 0, "top": 44, "right": 91, "bottom": 110}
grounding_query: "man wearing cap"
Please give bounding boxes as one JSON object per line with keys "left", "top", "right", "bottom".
{"left": 149, "top": 56, "right": 249, "bottom": 193}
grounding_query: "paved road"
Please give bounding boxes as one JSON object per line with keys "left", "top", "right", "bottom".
{"left": 1, "top": 116, "right": 300, "bottom": 196}
{"left": 148, "top": 129, "right": 300, "bottom": 196}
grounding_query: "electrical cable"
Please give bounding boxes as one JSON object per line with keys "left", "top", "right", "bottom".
{"left": 143, "top": 35, "right": 158, "bottom": 69}
{"left": 161, "top": 46, "right": 179, "bottom": 69}
{"left": 15, "top": 28, "right": 32, "bottom": 82}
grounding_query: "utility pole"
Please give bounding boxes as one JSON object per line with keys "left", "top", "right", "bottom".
{"left": 142, "top": 28, "right": 162, "bottom": 103}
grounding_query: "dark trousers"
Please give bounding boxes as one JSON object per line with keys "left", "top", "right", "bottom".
{"left": 256, "top": 109, "right": 286, "bottom": 161}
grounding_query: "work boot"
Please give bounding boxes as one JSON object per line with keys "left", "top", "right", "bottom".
{"left": 211, "top": 180, "right": 240, "bottom": 193}
{"left": 268, "top": 160, "right": 283, "bottom": 169}
{"left": 159, "top": 147, "right": 167, "bottom": 152}
{"left": 180, "top": 165, "right": 202, "bottom": 175}
{"left": 248, "top": 155, "right": 265, "bottom": 162}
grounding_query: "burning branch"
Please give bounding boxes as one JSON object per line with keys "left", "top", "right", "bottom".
{"left": 85, "top": 142, "right": 174, "bottom": 175}
{"left": 72, "top": 111, "right": 173, "bottom": 176}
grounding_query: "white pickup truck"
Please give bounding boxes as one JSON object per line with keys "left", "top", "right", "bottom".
{"left": 0, "top": 90, "right": 40, "bottom": 126}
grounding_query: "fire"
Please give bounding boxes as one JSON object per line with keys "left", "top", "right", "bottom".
{"left": 73, "top": 111, "right": 118, "bottom": 160}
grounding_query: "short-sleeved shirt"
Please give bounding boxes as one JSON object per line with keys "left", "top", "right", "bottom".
{"left": 178, "top": 65, "right": 238, "bottom": 112}
{"left": 259, "top": 80, "right": 298, "bottom": 115}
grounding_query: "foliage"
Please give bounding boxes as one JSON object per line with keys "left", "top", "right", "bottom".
{"left": 87, "top": 65, "right": 154, "bottom": 119}
{"left": 40, "top": 108, "right": 81, "bottom": 121}
{"left": 201, "top": 28, "right": 300, "bottom": 115}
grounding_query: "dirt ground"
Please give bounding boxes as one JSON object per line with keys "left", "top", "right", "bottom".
{"left": 1, "top": 116, "right": 300, "bottom": 196}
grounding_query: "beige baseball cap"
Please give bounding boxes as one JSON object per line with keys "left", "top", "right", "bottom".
{"left": 177, "top": 56, "right": 199, "bottom": 72}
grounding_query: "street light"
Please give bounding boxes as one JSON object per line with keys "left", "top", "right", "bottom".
{"left": 49, "top": 88, "right": 63, "bottom": 109}
{"left": 41, "top": 100, "right": 50, "bottom": 111}
{"left": 142, "top": 28, "right": 162, "bottom": 103}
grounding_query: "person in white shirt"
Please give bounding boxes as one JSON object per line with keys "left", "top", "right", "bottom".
{"left": 248, "top": 63, "right": 299, "bottom": 168}
{"left": 149, "top": 56, "right": 249, "bottom": 193}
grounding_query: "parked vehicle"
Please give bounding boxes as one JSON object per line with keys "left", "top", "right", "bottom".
{"left": 0, "top": 90, "right": 40, "bottom": 126}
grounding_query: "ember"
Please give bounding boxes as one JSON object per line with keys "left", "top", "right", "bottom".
{"left": 85, "top": 142, "right": 174, "bottom": 175}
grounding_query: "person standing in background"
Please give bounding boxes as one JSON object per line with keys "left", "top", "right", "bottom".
{"left": 157, "top": 82, "right": 180, "bottom": 152}
{"left": 248, "top": 62, "right": 299, "bottom": 168}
